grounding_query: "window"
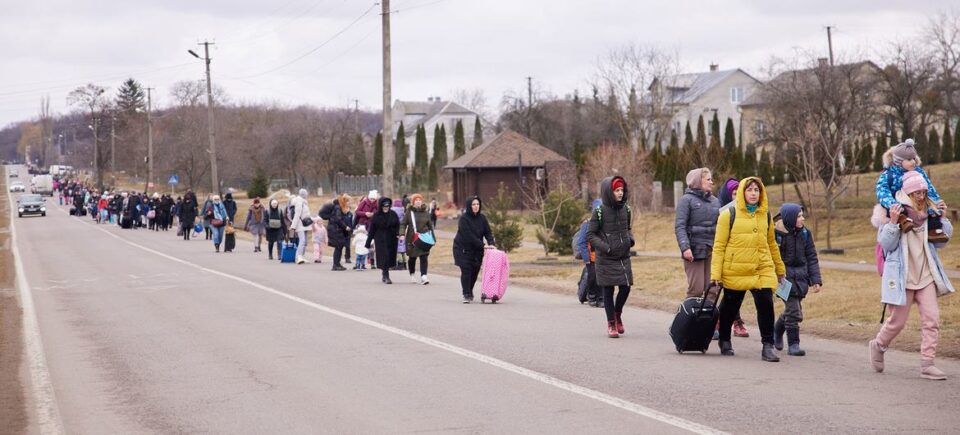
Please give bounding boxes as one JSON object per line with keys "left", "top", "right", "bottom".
{"left": 755, "top": 120, "right": 767, "bottom": 140}
{"left": 730, "top": 87, "right": 744, "bottom": 104}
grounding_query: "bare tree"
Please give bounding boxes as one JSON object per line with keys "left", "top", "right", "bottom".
{"left": 927, "top": 9, "right": 960, "bottom": 119}
{"left": 169, "top": 80, "right": 229, "bottom": 108}
{"left": 68, "top": 83, "right": 110, "bottom": 187}
{"left": 876, "top": 40, "right": 939, "bottom": 139}
{"left": 448, "top": 87, "right": 491, "bottom": 122}
{"left": 38, "top": 96, "right": 53, "bottom": 166}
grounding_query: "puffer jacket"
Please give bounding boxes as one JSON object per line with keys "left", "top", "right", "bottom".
{"left": 674, "top": 187, "right": 720, "bottom": 260}
{"left": 878, "top": 197, "right": 955, "bottom": 306}
{"left": 774, "top": 206, "right": 822, "bottom": 299}
{"left": 586, "top": 176, "right": 634, "bottom": 287}
{"left": 710, "top": 176, "right": 786, "bottom": 291}
{"left": 875, "top": 148, "right": 941, "bottom": 209}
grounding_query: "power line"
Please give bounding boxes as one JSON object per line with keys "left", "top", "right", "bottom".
{"left": 220, "top": 0, "right": 351, "bottom": 45}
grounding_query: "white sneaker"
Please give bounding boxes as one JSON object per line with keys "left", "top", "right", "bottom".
{"left": 296, "top": 256, "right": 305, "bottom": 264}
{"left": 410, "top": 273, "right": 419, "bottom": 284}
{"left": 421, "top": 274, "right": 429, "bottom": 285}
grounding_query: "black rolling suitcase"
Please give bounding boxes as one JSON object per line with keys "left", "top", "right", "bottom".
{"left": 224, "top": 232, "right": 236, "bottom": 252}
{"left": 669, "top": 286, "right": 722, "bottom": 354}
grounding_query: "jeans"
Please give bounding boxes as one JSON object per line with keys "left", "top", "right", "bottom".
{"left": 719, "top": 289, "right": 775, "bottom": 344}
{"left": 211, "top": 225, "right": 224, "bottom": 247}
{"left": 296, "top": 229, "right": 307, "bottom": 257}
{"left": 602, "top": 285, "right": 631, "bottom": 322}
{"left": 355, "top": 254, "right": 367, "bottom": 268}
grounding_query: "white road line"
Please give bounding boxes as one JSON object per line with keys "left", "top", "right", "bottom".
{"left": 5, "top": 170, "right": 64, "bottom": 435}
{"left": 71, "top": 207, "right": 727, "bottom": 435}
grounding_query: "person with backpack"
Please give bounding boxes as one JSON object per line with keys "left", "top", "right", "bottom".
{"left": 453, "top": 195, "right": 496, "bottom": 303}
{"left": 870, "top": 172, "right": 954, "bottom": 380}
{"left": 401, "top": 194, "right": 434, "bottom": 284}
{"left": 244, "top": 198, "right": 267, "bottom": 253}
{"left": 326, "top": 194, "right": 352, "bottom": 271}
{"left": 718, "top": 178, "right": 751, "bottom": 338}
{"left": 675, "top": 168, "right": 721, "bottom": 300}
{"left": 586, "top": 176, "right": 634, "bottom": 338}
{"left": 209, "top": 195, "right": 229, "bottom": 253}
{"left": 289, "top": 189, "right": 312, "bottom": 264}
{"left": 773, "top": 203, "right": 823, "bottom": 357}
{"left": 711, "top": 177, "right": 786, "bottom": 361}
{"left": 575, "top": 199, "right": 603, "bottom": 307}
{"left": 265, "top": 198, "right": 288, "bottom": 260}
{"left": 366, "top": 197, "right": 400, "bottom": 284}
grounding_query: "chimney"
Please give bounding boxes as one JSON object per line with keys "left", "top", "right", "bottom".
{"left": 709, "top": 63, "right": 719, "bottom": 72}
{"left": 427, "top": 97, "right": 434, "bottom": 102}
{"left": 817, "top": 58, "right": 829, "bottom": 68}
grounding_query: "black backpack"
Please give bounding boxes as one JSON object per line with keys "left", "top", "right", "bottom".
{"left": 318, "top": 202, "right": 335, "bottom": 221}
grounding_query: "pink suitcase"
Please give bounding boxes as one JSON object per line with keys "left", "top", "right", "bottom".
{"left": 480, "top": 248, "right": 509, "bottom": 303}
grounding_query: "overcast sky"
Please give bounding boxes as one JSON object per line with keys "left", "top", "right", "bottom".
{"left": 0, "top": 0, "right": 955, "bottom": 128}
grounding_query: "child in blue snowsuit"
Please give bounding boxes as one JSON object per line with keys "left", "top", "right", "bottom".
{"left": 876, "top": 139, "right": 947, "bottom": 241}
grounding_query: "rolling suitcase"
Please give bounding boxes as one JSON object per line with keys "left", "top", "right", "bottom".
{"left": 669, "top": 286, "right": 722, "bottom": 353}
{"left": 280, "top": 242, "right": 297, "bottom": 263}
{"left": 224, "top": 232, "right": 236, "bottom": 252}
{"left": 479, "top": 249, "right": 509, "bottom": 303}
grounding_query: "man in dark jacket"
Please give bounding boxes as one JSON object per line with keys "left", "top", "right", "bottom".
{"left": 773, "top": 203, "right": 823, "bottom": 356}
{"left": 586, "top": 176, "right": 634, "bottom": 338}
{"left": 453, "top": 195, "right": 496, "bottom": 303}
{"left": 223, "top": 193, "right": 238, "bottom": 224}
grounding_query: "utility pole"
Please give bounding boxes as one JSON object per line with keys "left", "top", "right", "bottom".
{"left": 110, "top": 111, "right": 116, "bottom": 176}
{"left": 826, "top": 26, "right": 835, "bottom": 67}
{"left": 193, "top": 41, "right": 219, "bottom": 195}
{"left": 381, "top": 0, "right": 394, "bottom": 197}
{"left": 526, "top": 76, "right": 533, "bottom": 136}
{"left": 145, "top": 87, "right": 154, "bottom": 194}
{"left": 92, "top": 116, "right": 100, "bottom": 188}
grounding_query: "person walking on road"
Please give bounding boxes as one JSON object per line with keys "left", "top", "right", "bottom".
{"left": 711, "top": 177, "right": 786, "bottom": 362}
{"left": 209, "top": 195, "right": 229, "bottom": 253}
{"left": 178, "top": 191, "right": 198, "bottom": 241}
{"left": 202, "top": 195, "right": 214, "bottom": 240}
{"left": 453, "top": 195, "right": 495, "bottom": 303}
{"left": 869, "top": 172, "right": 954, "bottom": 380}
{"left": 718, "top": 178, "right": 751, "bottom": 338}
{"left": 289, "top": 189, "right": 312, "bottom": 264}
{"left": 265, "top": 198, "right": 288, "bottom": 260}
{"left": 675, "top": 168, "right": 721, "bottom": 299}
{"left": 586, "top": 176, "right": 635, "bottom": 338}
{"left": 223, "top": 192, "right": 238, "bottom": 224}
{"left": 773, "top": 203, "right": 823, "bottom": 357}
{"left": 575, "top": 199, "right": 603, "bottom": 307}
{"left": 244, "top": 198, "right": 267, "bottom": 253}
{"left": 401, "top": 193, "right": 434, "bottom": 285}
{"left": 366, "top": 197, "right": 400, "bottom": 284}
{"left": 327, "top": 194, "right": 353, "bottom": 271}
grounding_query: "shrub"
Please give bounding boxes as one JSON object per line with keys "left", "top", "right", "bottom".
{"left": 247, "top": 168, "right": 269, "bottom": 199}
{"left": 486, "top": 182, "right": 524, "bottom": 253}
{"left": 532, "top": 188, "right": 585, "bottom": 255}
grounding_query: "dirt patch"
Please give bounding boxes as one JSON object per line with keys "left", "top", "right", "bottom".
{"left": 0, "top": 174, "right": 28, "bottom": 433}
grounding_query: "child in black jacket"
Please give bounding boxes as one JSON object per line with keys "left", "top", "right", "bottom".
{"left": 773, "top": 203, "right": 823, "bottom": 356}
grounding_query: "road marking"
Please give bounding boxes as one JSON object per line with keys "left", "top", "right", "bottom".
{"left": 5, "top": 169, "right": 64, "bottom": 435}
{"left": 72, "top": 208, "right": 726, "bottom": 435}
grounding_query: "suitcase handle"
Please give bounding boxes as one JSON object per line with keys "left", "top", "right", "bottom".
{"left": 698, "top": 283, "right": 723, "bottom": 312}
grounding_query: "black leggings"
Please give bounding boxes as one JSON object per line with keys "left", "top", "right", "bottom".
{"left": 333, "top": 246, "right": 344, "bottom": 266}
{"left": 268, "top": 240, "right": 282, "bottom": 258}
{"left": 408, "top": 255, "right": 428, "bottom": 276}
{"left": 718, "top": 289, "right": 775, "bottom": 344}
{"left": 182, "top": 224, "right": 191, "bottom": 240}
{"left": 602, "top": 285, "right": 631, "bottom": 322}
{"left": 459, "top": 263, "right": 481, "bottom": 298}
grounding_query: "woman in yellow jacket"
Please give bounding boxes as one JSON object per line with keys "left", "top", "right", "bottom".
{"left": 711, "top": 177, "right": 786, "bottom": 362}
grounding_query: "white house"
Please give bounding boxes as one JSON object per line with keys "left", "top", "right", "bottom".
{"left": 392, "top": 98, "right": 483, "bottom": 166}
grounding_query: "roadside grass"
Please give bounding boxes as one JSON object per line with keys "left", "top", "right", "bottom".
{"left": 0, "top": 173, "right": 29, "bottom": 431}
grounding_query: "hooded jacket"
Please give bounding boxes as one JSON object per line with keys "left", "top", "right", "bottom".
{"left": 674, "top": 172, "right": 721, "bottom": 260}
{"left": 586, "top": 176, "right": 634, "bottom": 287}
{"left": 875, "top": 149, "right": 940, "bottom": 210}
{"left": 774, "top": 203, "right": 822, "bottom": 298}
{"left": 366, "top": 197, "right": 400, "bottom": 269}
{"left": 265, "top": 204, "right": 288, "bottom": 242}
{"left": 453, "top": 196, "right": 496, "bottom": 268}
{"left": 710, "top": 176, "right": 786, "bottom": 291}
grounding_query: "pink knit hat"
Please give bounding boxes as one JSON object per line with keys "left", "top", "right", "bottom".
{"left": 901, "top": 171, "right": 927, "bottom": 195}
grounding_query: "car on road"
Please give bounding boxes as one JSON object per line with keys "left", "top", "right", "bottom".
{"left": 9, "top": 181, "right": 25, "bottom": 192}
{"left": 31, "top": 174, "right": 54, "bottom": 196}
{"left": 17, "top": 194, "right": 46, "bottom": 217}
{"left": 9, "top": 171, "right": 18, "bottom": 178}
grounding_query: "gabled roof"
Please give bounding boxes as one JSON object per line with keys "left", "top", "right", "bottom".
{"left": 445, "top": 129, "right": 568, "bottom": 169}
{"left": 394, "top": 100, "right": 476, "bottom": 135}
{"left": 650, "top": 68, "right": 760, "bottom": 105}
{"left": 740, "top": 60, "right": 881, "bottom": 107}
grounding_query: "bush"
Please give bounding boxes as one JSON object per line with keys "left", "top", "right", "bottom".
{"left": 247, "top": 168, "right": 269, "bottom": 199}
{"left": 532, "top": 188, "right": 585, "bottom": 255}
{"left": 486, "top": 183, "right": 524, "bottom": 253}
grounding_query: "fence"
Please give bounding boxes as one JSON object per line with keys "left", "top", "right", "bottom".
{"left": 334, "top": 173, "right": 382, "bottom": 195}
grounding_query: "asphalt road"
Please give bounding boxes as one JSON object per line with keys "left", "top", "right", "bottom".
{"left": 9, "top": 171, "right": 960, "bottom": 434}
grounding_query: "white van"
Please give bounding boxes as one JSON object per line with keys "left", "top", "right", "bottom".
{"left": 31, "top": 174, "right": 54, "bottom": 196}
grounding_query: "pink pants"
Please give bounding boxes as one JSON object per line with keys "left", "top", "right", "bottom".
{"left": 313, "top": 243, "right": 324, "bottom": 261}
{"left": 875, "top": 283, "right": 940, "bottom": 362}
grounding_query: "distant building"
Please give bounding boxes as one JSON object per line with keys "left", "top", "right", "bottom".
{"left": 392, "top": 98, "right": 484, "bottom": 167}
{"left": 444, "top": 129, "right": 577, "bottom": 208}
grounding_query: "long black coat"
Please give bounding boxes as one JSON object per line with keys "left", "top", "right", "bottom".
{"left": 327, "top": 203, "right": 350, "bottom": 248}
{"left": 453, "top": 196, "right": 495, "bottom": 269}
{"left": 366, "top": 197, "right": 400, "bottom": 269}
{"left": 586, "top": 176, "right": 634, "bottom": 287}
{"left": 179, "top": 194, "right": 198, "bottom": 227}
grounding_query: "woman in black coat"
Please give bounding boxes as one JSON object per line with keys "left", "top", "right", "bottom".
{"left": 265, "top": 198, "right": 288, "bottom": 260}
{"left": 366, "top": 197, "right": 400, "bottom": 284}
{"left": 586, "top": 176, "right": 635, "bottom": 338}
{"left": 453, "top": 196, "right": 495, "bottom": 303}
{"left": 178, "top": 191, "right": 199, "bottom": 241}
{"left": 326, "top": 195, "right": 352, "bottom": 271}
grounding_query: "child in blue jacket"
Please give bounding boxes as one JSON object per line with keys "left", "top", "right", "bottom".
{"left": 876, "top": 139, "right": 947, "bottom": 242}
{"left": 773, "top": 203, "right": 823, "bottom": 356}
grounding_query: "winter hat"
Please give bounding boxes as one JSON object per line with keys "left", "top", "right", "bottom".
{"left": 591, "top": 198, "right": 602, "bottom": 209}
{"left": 611, "top": 178, "right": 625, "bottom": 191}
{"left": 779, "top": 203, "right": 803, "bottom": 231}
{"left": 298, "top": 188, "right": 308, "bottom": 198}
{"left": 725, "top": 179, "right": 739, "bottom": 196}
{"left": 892, "top": 139, "right": 918, "bottom": 166}
{"left": 902, "top": 170, "right": 927, "bottom": 195}
{"left": 368, "top": 190, "right": 379, "bottom": 200}
{"left": 410, "top": 193, "right": 424, "bottom": 205}
{"left": 685, "top": 168, "right": 708, "bottom": 190}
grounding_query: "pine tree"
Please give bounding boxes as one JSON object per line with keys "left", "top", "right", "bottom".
{"left": 723, "top": 118, "right": 738, "bottom": 174}
{"left": 247, "top": 167, "right": 270, "bottom": 199}
{"left": 115, "top": 78, "right": 146, "bottom": 113}
{"left": 351, "top": 133, "right": 368, "bottom": 174}
{"left": 857, "top": 139, "right": 872, "bottom": 172}
{"left": 666, "top": 130, "right": 681, "bottom": 184}
{"left": 572, "top": 142, "right": 585, "bottom": 179}
{"left": 696, "top": 115, "right": 707, "bottom": 149}
{"left": 372, "top": 131, "right": 383, "bottom": 175}
{"left": 684, "top": 120, "right": 694, "bottom": 148}
{"left": 413, "top": 125, "right": 428, "bottom": 188}
{"left": 453, "top": 119, "right": 466, "bottom": 158}
{"left": 874, "top": 133, "right": 886, "bottom": 172}
{"left": 954, "top": 122, "right": 960, "bottom": 162}
{"left": 427, "top": 158, "right": 438, "bottom": 191}
{"left": 772, "top": 143, "right": 786, "bottom": 185}
{"left": 437, "top": 124, "right": 448, "bottom": 168}
{"left": 914, "top": 126, "right": 928, "bottom": 164}
{"left": 942, "top": 122, "right": 954, "bottom": 163}
{"left": 741, "top": 144, "right": 757, "bottom": 177}
{"left": 757, "top": 148, "right": 772, "bottom": 185}
{"left": 928, "top": 128, "right": 941, "bottom": 165}
{"left": 394, "top": 122, "right": 408, "bottom": 184}
{"left": 472, "top": 117, "right": 483, "bottom": 150}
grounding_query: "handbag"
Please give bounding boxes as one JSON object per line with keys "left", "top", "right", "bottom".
{"left": 147, "top": 210, "right": 156, "bottom": 219}
{"left": 409, "top": 211, "right": 435, "bottom": 252}
{"left": 225, "top": 224, "right": 236, "bottom": 235}
{"left": 301, "top": 216, "right": 314, "bottom": 227}
{"left": 211, "top": 218, "right": 225, "bottom": 228}
{"left": 268, "top": 218, "right": 282, "bottom": 229}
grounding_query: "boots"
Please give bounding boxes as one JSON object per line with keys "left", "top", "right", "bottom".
{"left": 614, "top": 312, "right": 624, "bottom": 334}
{"left": 733, "top": 319, "right": 750, "bottom": 337}
{"left": 761, "top": 343, "right": 780, "bottom": 362}
{"left": 921, "top": 361, "right": 948, "bottom": 380}
{"left": 719, "top": 340, "right": 734, "bottom": 356}
{"left": 786, "top": 328, "right": 805, "bottom": 356}
{"left": 607, "top": 321, "right": 619, "bottom": 338}
{"left": 869, "top": 339, "right": 885, "bottom": 373}
{"left": 774, "top": 319, "right": 785, "bottom": 351}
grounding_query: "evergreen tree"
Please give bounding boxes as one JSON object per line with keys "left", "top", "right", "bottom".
{"left": 696, "top": 115, "right": 707, "bottom": 149}
{"left": 928, "top": 128, "right": 941, "bottom": 165}
{"left": 394, "top": 122, "right": 408, "bottom": 184}
{"left": 427, "top": 158, "right": 438, "bottom": 191}
{"left": 914, "top": 126, "right": 928, "bottom": 164}
{"left": 453, "top": 120, "right": 466, "bottom": 158}
{"left": 772, "top": 143, "right": 786, "bottom": 185}
{"left": 247, "top": 167, "right": 270, "bottom": 199}
{"left": 955, "top": 122, "right": 960, "bottom": 161}
{"left": 856, "top": 139, "right": 872, "bottom": 172}
{"left": 372, "top": 131, "right": 383, "bottom": 175}
{"left": 666, "top": 130, "right": 681, "bottom": 183}
{"left": 741, "top": 144, "right": 757, "bottom": 177}
{"left": 437, "top": 124, "right": 448, "bottom": 168}
{"left": 684, "top": 120, "right": 694, "bottom": 148}
{"left": 115, "top": 78, "right": 146, "bottom": 113}
{"left": 874, "top": 133, "right": 887, "bottom": 172}
{"left": 723, "top": 118, "right": 738, "bottom": 174}
{"left": 413, "top": 125, "right": 428, "bottom": 188}
{"left": 890, "top": 129, "right": 899, "bottom": 147}
{"left": 351, "top": 133, "right": 368, "bottom": 174}
{"left": 572, "top": 142, "right": 585, "bottom": 179}
{"left": 472, "top": 117, "right": 483, "bottom": 149}
{"left": 758, "top": 148, "right": 772, "bottom": 185}
{"left": 942, "top": 122, "right": 954, "bottom": 164}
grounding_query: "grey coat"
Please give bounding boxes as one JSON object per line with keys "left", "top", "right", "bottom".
{"left": 586, "top": 176, "right": 634, "bottom": 287}
{"left": 878, "top": 218, "right": 955, "bottom": 306}
{"left": 674, "top": 188, "right": 720, "bottom": 260}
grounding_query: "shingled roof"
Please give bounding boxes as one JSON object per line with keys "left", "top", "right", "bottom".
{"left": 445, "top": 129, "right": 568, "bottom": 169}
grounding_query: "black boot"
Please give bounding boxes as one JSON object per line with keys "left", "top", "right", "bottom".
{"left": 762, "top": 343, "right": 780, "bottom": 362}
{"left": 787, "top": 328, "right": 806, "bottom": 356}
{"left": 719, "top": 340, "right": 734, "bottom": 356}
{"left": 774, "top": 318, "right": 785, "bottom": 351}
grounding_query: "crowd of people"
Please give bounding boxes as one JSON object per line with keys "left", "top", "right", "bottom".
{"left": 52, "top": 136, "right": 953, "bottom": 380}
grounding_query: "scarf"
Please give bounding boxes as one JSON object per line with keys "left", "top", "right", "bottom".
{"left": 904, "top": 205, "right": 928, "bottom": 227}
{"left": 746, "top": 204, "right": 758, "bottom": 214}
{"left": 252, "top": 205, "right": 263, "bottom": 222}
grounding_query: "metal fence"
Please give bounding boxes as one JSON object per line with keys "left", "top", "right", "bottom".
{"left": 334, "top": 173, "right": 382, "bottom": 195}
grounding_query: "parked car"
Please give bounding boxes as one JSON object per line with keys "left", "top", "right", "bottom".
{"left": 17, "top": 194, "right": 46, "bottom": 217}
{"left": 9, "top": 181, "right": 25, "bottom": 192}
